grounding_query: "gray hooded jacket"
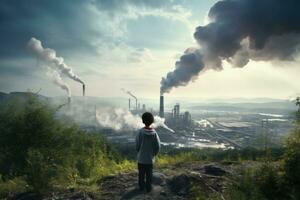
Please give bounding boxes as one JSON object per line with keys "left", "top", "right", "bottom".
{"left": 136, "top": 127, "right": 160, "bottom": 164}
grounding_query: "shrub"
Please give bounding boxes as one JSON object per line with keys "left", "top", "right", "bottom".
{"left": 282, "top": 122, "right": 300, "bottom": 199}
{"left": 0, "top": 175, "right": 27, "bottom": 198}
{"left": 0, "top": 94, "right": 121, "bottom": 195}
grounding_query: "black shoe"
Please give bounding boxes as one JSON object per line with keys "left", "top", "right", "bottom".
{"left": 146, "top": 187, "right": 152, "bottom": 193}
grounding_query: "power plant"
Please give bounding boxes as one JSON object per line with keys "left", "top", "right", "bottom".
{"left": 57, "top": 89, "right": 293, "bottom": 151}
{"left": 162, "top": 101, "right": 192, "bottom": 129}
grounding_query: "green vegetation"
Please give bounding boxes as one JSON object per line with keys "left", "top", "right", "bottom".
{"left": 223, "top": 98, "right": 300, "bottom": 200}
{"left": 159, "top": 98, "right": 300, "bottom": 200}
{"left": 0, "top": 94, "right": 300, "bottom": 200}
{"left": 0, "top": 94, "right": 135, "bottom": 198}
{"left": 157, "top": 146, "right": 283, "bottom": 165}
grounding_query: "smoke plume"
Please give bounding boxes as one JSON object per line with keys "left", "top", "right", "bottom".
{"left": 96, "top": 107, "right": 174, "bottom": 132}
{"left": 121, "top": 88, "right": 138, "bottom": 109}
{"left": 160, "top": 48, "right": 204, "bottom": 94}
{"left": 46, "top": 68, "right": 71, "bottom": 97}
{"left": 161, "top": 0, "right": 300, "bottom": 94}
{"left": 34, "top": 58, "right": 71, "bottom": 96}
{"left": 27, "top": 37, "right": 85, "bottom": 85}
{"left": 126, "top": 91, "right": 137, "bottom": 103}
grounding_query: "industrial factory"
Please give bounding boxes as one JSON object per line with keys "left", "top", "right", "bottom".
{"left": 58, "top": 86, "right": 294, "bottom": 152}
{"left": 126, "top": 93, "right": 193, "bottom": 130}
{"left": 159, "top": 95, "right": 192, "bottom": 129}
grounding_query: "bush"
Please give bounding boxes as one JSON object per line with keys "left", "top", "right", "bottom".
{"left": 282, "top": 119, "right": 300, "bottom": 199}
{"left": 280, "top": 99, "right": 300, "bottom": 199}
{"left": 0, "top": 94, "right": 121, "bottom": 195}
{"left": 227, "top": 167, "right": 264, "bottom": 200}
{"left": 0, "top": 175, "right": 27, "bottom": 198}
{"left": 254, "top": 164, "right": 287, "bottom": 200}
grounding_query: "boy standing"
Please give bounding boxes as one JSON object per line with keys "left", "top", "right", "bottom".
{"left": 136, "top": 112, "right": 161, "bottom": 192}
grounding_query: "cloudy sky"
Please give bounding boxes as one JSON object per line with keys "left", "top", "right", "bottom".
{"left": 0, "top": 0, "right": 299, "bottom": 100}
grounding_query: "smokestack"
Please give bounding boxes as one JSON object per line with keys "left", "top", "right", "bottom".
{"left": 174, "top": 103, "right": 180, "bottom": 118}
{"left": 135, "top": 100, "right": 137, "bottom": 110}
{"left": 128, "top": 98, "right": 131, "bottom": 110}
{"left": 159, "top": 95, "right": 164, "bottom": 118}
{"left": 27, "top": 38, "right": 85, "bottom": 86}
{"left": 142, "top": 104, "right": 146, "bottom": 111}
{"left": 82, "top": 84, "right": 85, "bottom": 96}
{"left": 126, "top": 91, "right": 137, "bottom": 110}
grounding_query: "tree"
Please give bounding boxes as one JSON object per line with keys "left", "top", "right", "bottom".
{"left": 0, "top": 94, "right": 113, "bottom": 194}
{"left": 282, "top": 97, "right": 300, "bottom": 199}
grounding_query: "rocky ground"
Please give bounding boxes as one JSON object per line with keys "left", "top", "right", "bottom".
{"left": 9, "top": 161, "right": 241, "bottom": 200}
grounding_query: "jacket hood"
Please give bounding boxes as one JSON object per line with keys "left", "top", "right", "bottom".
{"left": 141, "top": 127, "right": 156, "bottom": 135}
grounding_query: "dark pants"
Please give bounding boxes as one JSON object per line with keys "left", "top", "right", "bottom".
{"left": 138, "top": 163, "right": 153, "bottom": 191}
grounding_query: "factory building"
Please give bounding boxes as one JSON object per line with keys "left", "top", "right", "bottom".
{"left": 164, "top": 102, "right": 192, "bottom": 129}
{"left": 183, "top": 111, "right": 192, "bottom": 125}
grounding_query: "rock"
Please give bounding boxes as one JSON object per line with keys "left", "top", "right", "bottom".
{"left": 120, "top": 185, "right": 164, "bottom": 200}
{"left": 68, "top": 191, "right": 92, "bottom": 200}
{"left": 8, "top": 192, "right": 40, "bottom": 200}
{"left": 152, "top": 172, "right": 166, "bottom": 186}
{"left": 41, "top": 191, "right": 93, "bottom": 200}
{"left": 203, "top": 165, "right": 226, "bottom": 176}
{"left": 168, "top": 174, "right": 191, "bottom": 196}
{"left": 120, "top": 187, "right": 144, "bottom": 200}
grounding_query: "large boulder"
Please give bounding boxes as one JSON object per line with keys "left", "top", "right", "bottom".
{"left": 203, "top": 165, "right": 226, "bottom": 176}
{"left": 168, "top": 174, "right": 191, "bottom": 196}
{"left": 152, "top": 172, "right": 167, "bottom": 186}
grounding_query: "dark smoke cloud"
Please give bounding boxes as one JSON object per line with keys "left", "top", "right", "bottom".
{"left": 161, "top": 0, "right": 300, "bottom": 94}
{"left": 160, "top": 48, "right": 204, "bottom": 94}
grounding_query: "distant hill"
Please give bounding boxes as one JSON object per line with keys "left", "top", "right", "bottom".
{"left": 188, "top": 101, "right": 296, "bottom": 115}
{"left": 0, "top": 91, "right": 297, "bottom": 115}
{"left": 0, "top": 91, "right": 49, "bottom": 104}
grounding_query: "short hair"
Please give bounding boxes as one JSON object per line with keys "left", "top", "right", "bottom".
{"left": 142, "top": 112, "right": 154, "bottom": 126}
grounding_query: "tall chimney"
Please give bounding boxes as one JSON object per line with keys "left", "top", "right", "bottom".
{"left": 82, "top": 84, "right": 85, "bottom": 96}
{"left": 128, "top": 98, "right": 131, "bottom": 110}
{"left": 159, "top": 95, "right": 164, "bottom": 118}
{"left": 135, "top": 99, "right": 137, "bottom": 110}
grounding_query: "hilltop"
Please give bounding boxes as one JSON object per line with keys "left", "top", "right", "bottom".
{"left": 0, "top": 93, "right": 300, "bottom": 200}
{"left": 9, "top": 161, "right": 245, "bottom": 200}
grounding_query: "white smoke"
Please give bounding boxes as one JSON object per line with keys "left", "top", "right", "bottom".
{"left": 27, "top": 37, "right": 85, "bottom": 85}
{"left": 96, "top": 107, "right": 143, "bottom": 131}
{"left": 96, "top": 107, "right": 174, "bottom": 133}
{"left": 46, "top": 68, "right": 71, "bottom": 97}
{"left": 153, "top": 116, "right": 175, "bottom": 133}
{"left": 33, "top": 57, "right": 71, "bottom": 97}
